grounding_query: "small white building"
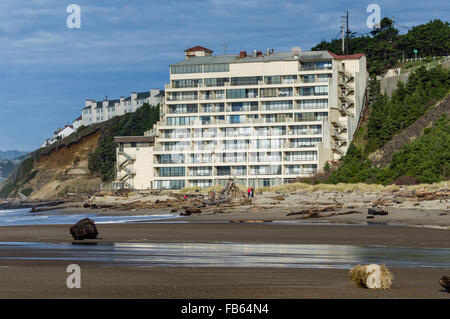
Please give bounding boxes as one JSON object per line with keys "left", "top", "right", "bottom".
{"left": 40, "top": 124, "right": 75, "bottom": 148}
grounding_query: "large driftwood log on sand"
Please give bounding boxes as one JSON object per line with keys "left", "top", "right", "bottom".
{"left": 70, "top": 218, "right": 98, "bottom": 240}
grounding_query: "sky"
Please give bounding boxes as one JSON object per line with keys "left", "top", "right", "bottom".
{"left": 0, "top": 0, "right": 448, "bottom": 151}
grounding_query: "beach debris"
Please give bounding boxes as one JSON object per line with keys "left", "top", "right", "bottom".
{"left": 170, "top": 208, "right": 178, "bottom": 212}
{"left": 287, "top": 204, "right": 344, "bottom": 218}
{"left": 220, "top": 181, "right": 246, "bottom": 199}
{"left": 439, "top": 275, "right": 450, "bottom": 292}
{"left": 229, "top": 220, "right": 273, "bottom": 223}
{"left": 269, "top": 195, "right": 286, "bottom": 201}
{"left": 181, "top": 207, "right": 202, "bottom": 216}
{"left": 350, "top": 264, "right": 393, "bottom": 289}
{"left": 70, "top": 218, "right": 98, "bottom": 240}
{"left": 29, "top": 205, "right": 60, "bottom": 213}
{"left": 368, "top": 206, "right": 388, "bottom": 216}
{"left": 115, "top": 188, "right": 131, "bottom": 197}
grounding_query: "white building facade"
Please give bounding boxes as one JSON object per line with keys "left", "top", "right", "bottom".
{"left": 81, "top": 89, "right": 164, "bottom": 127}
{"left": 114, "top": 46, "right": 367, "bottom": 190}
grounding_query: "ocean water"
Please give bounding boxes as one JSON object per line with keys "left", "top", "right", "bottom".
{"left": 0, "top": 242, "right": 450, "bottom": 269}
{"left": 0, "top": 208, "right": 180, "bottom": 226}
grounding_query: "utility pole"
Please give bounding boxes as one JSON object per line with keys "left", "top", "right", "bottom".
{"left": 345, "top": 11, "right": 349, "bottom": 55}
{"left": 341, "top": 15, "right": 346, "bottom": 54}
{"left": 222, "top": 42, "right": 228, "bottom": 55}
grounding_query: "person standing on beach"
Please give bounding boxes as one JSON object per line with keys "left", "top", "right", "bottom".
{"left": 247, "top": 187, "right": 252, "bottom": 198}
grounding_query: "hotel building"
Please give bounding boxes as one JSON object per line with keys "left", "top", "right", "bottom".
{"left": 114, "top": 46, "right": 367, "bottom": 190}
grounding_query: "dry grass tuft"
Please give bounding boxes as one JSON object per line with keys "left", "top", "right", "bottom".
{"left": 349, "top": 264, "right": 393, "bottom": 289}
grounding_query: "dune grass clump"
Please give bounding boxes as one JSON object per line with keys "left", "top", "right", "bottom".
{"left": 349, "top": 264, "right": 393, "bottom": 289}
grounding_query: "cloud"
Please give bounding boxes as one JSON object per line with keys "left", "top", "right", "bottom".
{"left": 0, "top": 0, "right": 448, "bottom": 149}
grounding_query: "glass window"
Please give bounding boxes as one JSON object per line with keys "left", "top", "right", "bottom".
{"left": 204, "top": 64, "right": 229, "bottom": 72}
{"left": 170, "top": 64, "right": 202, "bottom": 74}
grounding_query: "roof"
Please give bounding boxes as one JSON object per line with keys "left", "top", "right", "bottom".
{"left": 108, "top": 99, "right": 120, "bottom": 106}
{"left": 327, "top": 51, "right": 365, "bottom": 60}
{"left": 170, "top": 50, "right": 335, "bottom": 67}
{"left": 185, "top": 46, "right": 213, "bottom": 53}
{"left": 74, "top": 116, "right": 82, "bottom": 121}
{"left": 114, "top": 136, "right": 155, "bottom": 143}
{"left": 137, "top": 92, "right": 150, "bottom": 100}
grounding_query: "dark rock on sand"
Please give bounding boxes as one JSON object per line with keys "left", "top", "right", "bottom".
{"left": 440, "top": 275, "right": 450, "bottom": 292}
{"left": 181, "top": 207, "right": 201, "bottom": 216}
{"left": 368, "top": 207, "right": 389, "bottom": 216}
{"left": 70, "top": 218, "right": 98, "bottom": 240}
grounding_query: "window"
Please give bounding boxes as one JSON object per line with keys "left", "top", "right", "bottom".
{"left": 300, "top": 61, "right": 332, "bottom": 71}
{"left": 204, "top": 64, "right": 229, "bottom": 72}
{"left": 155, "top": 180, "right": 185, "bottom": 189}
{"left": 172, "top": 79, "right": 202, "bottom": 88}
{"left": 168, "top": 104, "right": 198, "bottom": 114}
{"left": 226, "top": 89, "right": 257, "bottom": 99}
{"left": 285, "top": 151, "right": 317, "bottom": 161}
{"left": 170, "top": 64, "right": 202, "bottom": 74}
{"left": 190, "top": 167, "right": 212, "bottom": 176}
{"left": 290, "top": 138, "right": 322, "bottom": 148}
{"left": 231, "top": 76, "right": 262, "bottom": 86}
{"left": 157, "top": 154, "right": 185, "bottom": 164}
{"left": 262, "top": 100, "right": 292, "bottom": 111}
{"left": 166, "top": 116, "right": 197, "bottom": 126}
{"left": 261, "top": 88, "right": 277, "bottom": 98}
{"left": 318, "top": 74, "right": 332, "bottom": 82}
{"left": 234, "top": 166, "right": 247, "bottom": 175}
{"left": 217, "top": 166, "right": 231, "bottom": 176}
{"left": 190, "top": 180, "right": 213, "bottom": 187}
{"left": 158, "top": 167, "right": 185, "bottom": 177}
{"left": 294, "top": 112, "right": 328, "bottom": 122}
{"left": 204, "top": 77, "right": 229, "bottom": 87}
{"left": 264, "top": 76, "right": 281, "bottom": 84}
{"left": 250, "top": 165, "right": 281, "bottom": 175}
{"left": 297, "top": 99, "right": 328, "bottom": 109}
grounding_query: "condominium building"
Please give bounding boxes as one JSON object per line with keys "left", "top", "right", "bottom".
{"left": 114, "top": 46, "right": 367, "bottom": 190}
{"left": 80, "top": 89, "right": 164, "bottom": 127}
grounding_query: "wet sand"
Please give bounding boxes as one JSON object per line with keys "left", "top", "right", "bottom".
{"left": 0, "top": 223, "right": 450, "bottom": 247}
{"left": 0, "top": 263, "right": 448, "bottom": 299}
{"left": 0, "top": 223, "right": 449, "bottom": 298}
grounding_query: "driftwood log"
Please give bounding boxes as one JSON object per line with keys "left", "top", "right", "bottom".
{"left": 70, "top": 218, "right": 98, "bottom": 240}
{"left": 368, "top": 207, "right": 389, "bottom": 216}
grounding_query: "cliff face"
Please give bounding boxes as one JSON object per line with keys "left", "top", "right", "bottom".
{"left": 0, "top": 128, "right": 103, "bottom": 200}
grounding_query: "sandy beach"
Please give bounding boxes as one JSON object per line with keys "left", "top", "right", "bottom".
{"left": 0, "top": 185, "right": 449, "bottom": 299}
{"left": 0, "top": 223, "right": 449, "bottom": 298}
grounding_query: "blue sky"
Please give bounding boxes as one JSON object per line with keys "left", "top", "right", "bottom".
{"left": 0, "top": 0, "right": 448, "bottom": 151}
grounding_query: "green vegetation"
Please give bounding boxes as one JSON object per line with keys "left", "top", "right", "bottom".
{"left": 88, "top": 103, "right": 160, "bottom": 181}
{"left": 328, "top": 115, "right": 450, "bottom": 184}
{"left": 0, "top": 157, "right": 36, "bottom": 197}
{"left": 312, "top": 18, "right": 450, "bottom": 75}
{"left": 389, "top": 115, "right": 450, "bottom": 183}
{"left": 366, "top": 66, "right": 450, "bottom": 153}
{"left": 327, "top": 60, "right": 450, "bottom": 185}
{"left": 21, "top": 188, "right": 33, "bottom": 197}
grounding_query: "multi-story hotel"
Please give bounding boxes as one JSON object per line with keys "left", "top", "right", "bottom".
{"left": 113, "top": 46, "right": 367, "bottom": 190}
